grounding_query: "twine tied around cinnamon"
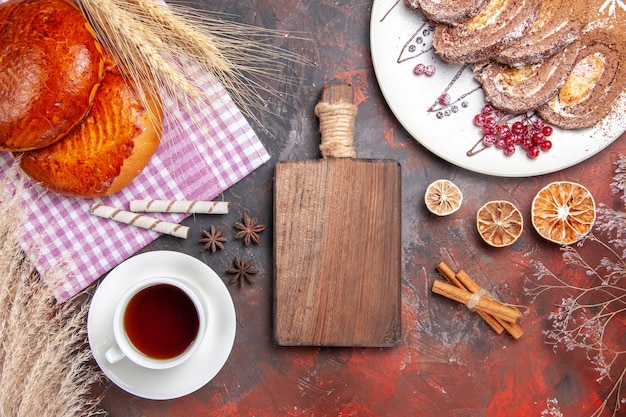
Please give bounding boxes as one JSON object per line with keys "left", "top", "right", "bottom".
{"left": 314, "top": 101, "right": 357, "bottom": 158}
{"left": 466, "top": 288, "right": 489, "bottom": 311}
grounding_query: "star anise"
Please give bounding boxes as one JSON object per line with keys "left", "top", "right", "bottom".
{"left": 225, "top": 258, "right": 258, "bottom": 288}
{"left": 199, "top": 225, "right": 228, "bottom": 253}
{"left": 234, "top": 213, "right": 265, "bottom": 246}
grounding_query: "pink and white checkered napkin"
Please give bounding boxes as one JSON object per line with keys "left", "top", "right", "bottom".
{"left": 1, "top": 68, "right": 269, "bottom": 303}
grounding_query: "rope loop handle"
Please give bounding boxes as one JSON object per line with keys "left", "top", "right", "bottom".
{"left": 314, "top": 93, "right": 357, "bottom": 158}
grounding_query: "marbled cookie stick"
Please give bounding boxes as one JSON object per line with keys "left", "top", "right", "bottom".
{"left": 91, "top": 204, "right": 190, "bottom": 239}
{"left": 129, "top": 199, "right": 230, "bottom": 214}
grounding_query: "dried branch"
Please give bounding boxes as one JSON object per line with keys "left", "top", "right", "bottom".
{"left": 525, "top": 154, "right": 626, "bottom": 417}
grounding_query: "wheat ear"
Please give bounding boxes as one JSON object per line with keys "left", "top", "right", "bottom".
{"left": 75, "top": 0, "right": 308, "bottom": 130}
{"left": 76, "top": 0, "right": 201, "bottom": 102}
{"left": 125, "top": 0, "right": 231, "bottom": 74}
{"left": 0, "top": 163, "right": 103, "bottom": 417}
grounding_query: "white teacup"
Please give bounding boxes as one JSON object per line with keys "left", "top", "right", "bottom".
{"left": 105, "top": 276, "right": 206, "bottom": 370}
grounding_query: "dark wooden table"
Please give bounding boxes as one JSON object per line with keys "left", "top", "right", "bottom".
{"left": 95, "top": 0, "right": 626, "bottom": 415}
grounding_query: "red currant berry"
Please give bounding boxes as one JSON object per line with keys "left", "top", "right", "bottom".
{"left": 526, "top": 145, "right": 540, "bottom": 158}
{"left": 500, "top": 133, "right": 513, "bottom": 144}
{"left": 482, "top": 134, "right": 497, "bottom": 146}
{"left": 504, "top": 144, "right": 516, "bottom": 156}
{"left": 484, "top": 117, "right": 497, "bottom": 128}
{"left": 482, "top": 104, "right": 495, "bottom": 115}
{"left": 474, "top": 114, "right": 486, "bottom": 126}
{"left": 506, "top": 136, "right": 516, "bottom": 146}
{"left": 413, "top": 64, "right": 426, "bottom": 75}
{"left": 532, "top": 118, "right": 545, "bottom": 131}
{"left": 497, "top": 125, "right": 511, "bottom": 137}
{"left": 531, "top": 132, "right": 545, "bottom": 144}
{"left": 512, "top": 121, "right": 525, "bottom": 134}
{"left": 482, "top": 125, "right": 495, "bottom": 135}
{"left": 424, "top": 65, "right": 436, "bottom": 76}
{"left": 542, "top": 126, "right": 553, "bottom": 137}
{"left": 540, "top": 140, "right": 552, "bottom": 151}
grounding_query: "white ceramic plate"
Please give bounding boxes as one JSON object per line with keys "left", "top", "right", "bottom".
{"left": 87, "top": 251, "right": 236, "bottom": 400}
{"left": 370, "top": 0, "right": 626, "bottom": 177}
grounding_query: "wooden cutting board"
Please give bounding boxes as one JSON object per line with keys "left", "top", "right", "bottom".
{"left": 273, "top": 83, "right": 402, "bottom": 347}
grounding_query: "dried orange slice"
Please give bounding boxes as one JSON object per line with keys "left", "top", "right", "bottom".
{"left": 425, "top": 179, "right": 463, "bottom": 216}
{"left": 476, "top": 200, "right": 523, "bottom": 247}
{"left": 531, "top": 181, "right": 596, "bottom": 245}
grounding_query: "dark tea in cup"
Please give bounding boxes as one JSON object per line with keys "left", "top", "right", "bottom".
{"left": 105, "top": 276, "right": 206, "bottom": 369}
{"left": 124, "top": 283, "right": 200, "bottom": 360}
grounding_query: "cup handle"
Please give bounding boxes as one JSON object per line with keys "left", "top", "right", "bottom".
{"left": 104, "top": 345, "right": 125, "bottom": 364}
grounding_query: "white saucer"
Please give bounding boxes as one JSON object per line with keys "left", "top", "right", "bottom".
{"left": 87, "top": 251, "right": 236, "bottom": 400}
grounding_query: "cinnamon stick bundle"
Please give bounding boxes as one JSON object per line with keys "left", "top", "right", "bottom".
{"left": 433, "top": 261, "right": 523, "bottom": 338}
{"left": 436, "top": 262, "right": 504, "bottom": 335}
